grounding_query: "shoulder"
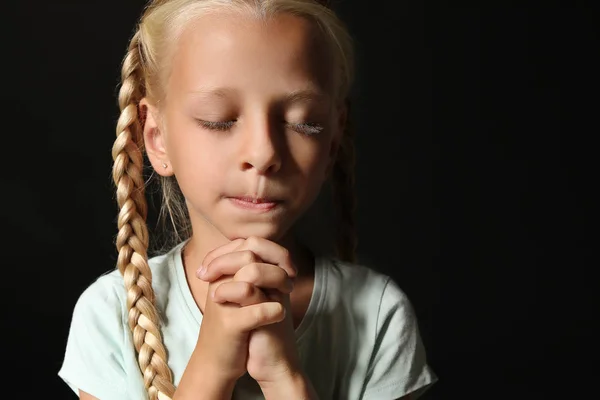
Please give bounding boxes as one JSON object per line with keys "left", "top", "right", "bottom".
{"left": 320, "top": 257, "right": 389, "bottom": 286}
{"left": 73, "top": 247, "right": 175, "bottom": 317}
{"left": 319, "top": 257, "right": 411, "bottom": 312}
{"left": 316, "top": 257, "right": 419, "bottom": 340}
{"left": 58, "top": 247, "right": 179, "bottom": 398}
{"left": 65, "top": 244, "right": 181, "bottom": 351}
{"left": 312, "top": 258, "right": 437, "bottom": 398}
{"left": 58, "top": 270, "right": 129, "bottom": 396}
{"left": 73, "top": 269, "right": 127, "bottom": 321}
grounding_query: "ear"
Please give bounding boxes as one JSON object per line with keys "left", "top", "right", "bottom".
{"left": 324, "top": 103, "right": 347, "bottom": 180}
{"left": 140, "top": 98, "right": 173, "bottom": 177}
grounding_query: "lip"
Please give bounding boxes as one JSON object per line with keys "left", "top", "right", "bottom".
{"left": 228, "top": 197, "right": 282, "bottom": 212}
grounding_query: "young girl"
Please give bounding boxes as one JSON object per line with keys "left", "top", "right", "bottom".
{"left": 58, "top": 0, "right": 437, "bottom": 399}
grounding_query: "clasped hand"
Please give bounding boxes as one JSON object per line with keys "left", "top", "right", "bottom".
{"left": 195, "top": 236, "right": 303, "bottom": 390}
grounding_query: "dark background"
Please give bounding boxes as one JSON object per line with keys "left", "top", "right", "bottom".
{"left": 1, "top": 1, "right": 596, "bottom": 399}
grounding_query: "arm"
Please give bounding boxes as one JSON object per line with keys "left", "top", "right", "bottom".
{"left": 77, "top": 386, "right": 413, "bottom": 399}
{"left": 171, "top": 345, "right": 236, "bottom": 400}
{"left": 79, "top": 382, "right": 412, "bottom": 400}
{"left": 62, "top": 273, "right": 239, "bottom": 400}
{"left": 260, "top": 376, "right": 413, "bottom": 400}
{"left": 72, "top": 331, "right": 237, "bottom": 400}
{"left": 259, "top": 370, "right": 318, "bottom": 400}
{"left": 77, "top": 348, "right": 238, "bottom": 400}
{"left": 362, "top": 277, "right": 437, "bottom": 400}
{"left": 79, "top": 381, "right": 410, "bottom": 400}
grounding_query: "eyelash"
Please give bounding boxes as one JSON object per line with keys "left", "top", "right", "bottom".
{"left": 196, "top": 120, "right": 324, "bottom": 136}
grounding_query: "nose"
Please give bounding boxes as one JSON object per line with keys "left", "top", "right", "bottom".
{"left": 239, "top": 120, "right": 282, "bottom": 175}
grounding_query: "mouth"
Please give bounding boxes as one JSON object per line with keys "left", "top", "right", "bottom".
{"left": 227, "top": 196, "right": 283, "bottom": 211}
{"left": 232, "top": 196, "right": 280, "bottom": 203}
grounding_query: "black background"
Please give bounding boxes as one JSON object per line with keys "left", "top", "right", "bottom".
{"left": 2, "top": 1, "right": 596, "bottom": 399}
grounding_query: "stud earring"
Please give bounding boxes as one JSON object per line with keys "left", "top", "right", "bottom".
{"left": 162, "top": 162, "right": 168, "bottom": 169}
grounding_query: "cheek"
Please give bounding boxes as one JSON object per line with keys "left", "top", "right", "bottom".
{"left": 289, "top": 138, "right": 331, "bottom": 181}
{"left": 165, "top": 121, "right": 228, "bottom": 187}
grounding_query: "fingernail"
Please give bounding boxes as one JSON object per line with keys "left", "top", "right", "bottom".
{"left": 197, "top": 265, "right": 206, "bottom": 278}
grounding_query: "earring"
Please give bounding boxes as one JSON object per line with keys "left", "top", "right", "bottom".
{"left": 162, "top": 162, "right": 168, "bottom": 169}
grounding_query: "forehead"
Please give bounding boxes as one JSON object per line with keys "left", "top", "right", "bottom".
{"left": 168, "top": 11, "right": 335, "bottom": 100}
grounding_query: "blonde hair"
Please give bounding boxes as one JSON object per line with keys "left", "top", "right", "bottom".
{"left": 111, "top": 0, "right": 355, "bottom": 398}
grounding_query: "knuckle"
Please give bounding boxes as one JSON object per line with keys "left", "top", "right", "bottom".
{"left": 277, "top": 265, "right": 288, "bottom": 278}
{"left": 239, "top": 282, "right": 254, "bottom": 298}
{"left": 280, "top": 249, "right": 295, "bottom": 276}
{"left": 271, "top": 264, "right": 286, "bottom": 281}
{"left": 246, "top": 263, "right": 262, "bottom": 280}
{"left": 212, "top": 282, "right": 227, "bottom": 300}
{"left": 253, "top": 306, "right": 267, "bottom": 325}
{"left": 281, "top": 247, "right": 291, "bottom": 263}
{"left": 255, "top": 303, "right": 282, "bottom": 325}
{"left": 243, "top": 250, "right": 259, "bottom": 264}
{"left": 238, "top": 262, "right": 261, "bottom": 283}
{"left": 246, "top": 236, "right": 260, "bottom": 248}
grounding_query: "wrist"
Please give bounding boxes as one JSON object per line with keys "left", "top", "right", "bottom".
{"left": 258, "top": 370, "right": 318, "bottom": 400}
{"left": 174, "top": 347, "right": 238, "bottom": 399}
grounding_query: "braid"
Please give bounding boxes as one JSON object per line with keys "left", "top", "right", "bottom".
{"left": 112, "top": 30, "right": 176, "bottom": 400}
{"left": 332, "top": 99, "right": 358, "bottom": 263}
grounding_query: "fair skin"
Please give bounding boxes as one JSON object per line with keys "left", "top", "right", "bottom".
{"left": 80, "top": 10, "right": 410, "bottom": 400}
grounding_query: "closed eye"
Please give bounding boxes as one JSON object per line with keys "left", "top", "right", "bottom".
{"left": 288, "top": 122, "right": 324, "bottom": 136}
{"left": 196, "top": 119, "right": 324, "bottom": 136}
{"left": 196, "top": 120, "right": 236, "bottom": 131}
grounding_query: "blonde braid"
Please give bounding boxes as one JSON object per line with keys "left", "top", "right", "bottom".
{"left": 112, "top": 30, "right": 176, "bottom": 400}
{"left": 332, "top": 99, "right": 358, "bottom": 263}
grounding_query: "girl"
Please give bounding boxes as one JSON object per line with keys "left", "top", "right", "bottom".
{"left": 58, "top": 0, "right": 437, "bottom": 399}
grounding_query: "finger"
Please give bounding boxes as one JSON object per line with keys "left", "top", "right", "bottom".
{"left": 233, "top": 302, "right": 286, "bottom": 332}
{"left": 199, "top": 238, "right": 245, "bottom": 275}
{"left": 234, "top": 263, "right": 294, "bottom": 294}
{"left": 198, "top": 249, "right": 262, "bottom": 281}
{"left": 212, "top": 281, "right": 268, "bottom": 306}
{"left": 235, "top": 236, "right": 297, "bottom": 278}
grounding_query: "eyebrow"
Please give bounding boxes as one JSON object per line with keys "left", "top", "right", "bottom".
{"left": 188, "top": 87, "right": 330, "bottom": 105}
{"left": 188, "top": 87, "right": 238, "bottom": 100}
{"left": 284, "top": 88, "right": 330, "bottom": 105}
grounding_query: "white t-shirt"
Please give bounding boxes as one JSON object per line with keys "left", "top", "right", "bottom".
{"left": 58, "top": 241, "right": 437, "bottom": 399}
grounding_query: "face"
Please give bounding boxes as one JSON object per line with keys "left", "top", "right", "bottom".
{"left": 142, "top": 11, "right": 345, "bottom": 244}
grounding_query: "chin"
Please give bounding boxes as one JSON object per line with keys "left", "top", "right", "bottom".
{"left": 220, "top": 222, "right": 291, "bottom": 242}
